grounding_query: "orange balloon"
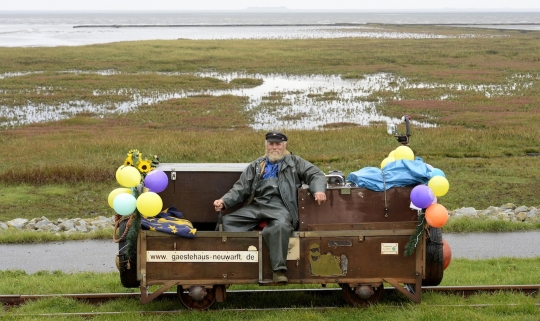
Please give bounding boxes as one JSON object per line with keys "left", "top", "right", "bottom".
{"left": 425, "top": 203, "right": 448, "bottom": 228}
{"left": 442, "top": 238, "right": 452, "bottom": 270}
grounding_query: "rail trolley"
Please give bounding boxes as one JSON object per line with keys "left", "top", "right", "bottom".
{"left": 115, "top": 117, "right": 445, "bottom": 309}
{"left": 115, "top": 163, "right": 445, "bottom": 309}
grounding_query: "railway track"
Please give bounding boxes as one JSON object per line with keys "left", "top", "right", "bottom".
{"left": 2, "top": 285, "right": 539, "bottom": 306}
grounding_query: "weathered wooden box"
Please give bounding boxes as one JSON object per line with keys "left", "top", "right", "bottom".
{"left": 156, "top": 163, "right": 249, "bottom": 225}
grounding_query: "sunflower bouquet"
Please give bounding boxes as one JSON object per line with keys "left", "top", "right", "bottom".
{"left": 110, "top": 149, "right": 167, "bottom": 256}
{"left": 111, "top": 149, "right": 164, "bottom": 214}
{"left": 123, "top": 149, "right": 159, "bottom": 177}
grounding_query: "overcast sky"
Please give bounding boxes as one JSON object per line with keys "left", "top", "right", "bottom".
{"left": 2, "top": 0, "right": 540, "bottom": 11}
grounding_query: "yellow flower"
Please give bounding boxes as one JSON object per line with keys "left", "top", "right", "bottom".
{"left": 124, "top": 154, "right": 133, "bottom": 166}
{"left": 137, "top": 159, "right": 152, "bottom": 173}
{"left": 120, "top": 149, "right": 157, "bottom": 175}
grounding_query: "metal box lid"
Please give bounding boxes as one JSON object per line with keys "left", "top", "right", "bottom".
{"left": 156, "top": 163, "right": 249, "bottom": 172}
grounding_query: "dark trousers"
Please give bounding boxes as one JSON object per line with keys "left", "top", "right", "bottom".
{"left": 222, "top": 199, "right": 293, "bottom": 271}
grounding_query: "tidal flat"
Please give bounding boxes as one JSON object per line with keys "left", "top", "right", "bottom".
{"left": 0, "top": 25, "right": 539, "bottom": 223}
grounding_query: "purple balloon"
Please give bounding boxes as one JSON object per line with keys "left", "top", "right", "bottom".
{"left": 144, "top": 170, "right": 169, "bottom": 193}
{"left": 410, "top": 185, "right": 435, "bottom": 209}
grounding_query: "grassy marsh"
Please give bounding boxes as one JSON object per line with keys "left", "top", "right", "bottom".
{"left": 0, "top": 25, "right": 539, "bottom": 231}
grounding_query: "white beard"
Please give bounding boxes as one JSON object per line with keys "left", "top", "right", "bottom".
{"left": 268, "top": 151, "right": 285, "bottom": 163}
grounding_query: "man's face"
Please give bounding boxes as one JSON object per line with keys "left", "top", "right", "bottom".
{"left": 266, "top": 141, "right": 286, "bottom": 162}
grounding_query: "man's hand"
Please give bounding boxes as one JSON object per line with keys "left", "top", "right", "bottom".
{"left": 213, "top": 199, "right": 225, "bottom": 212}
{"left": 314, "top": 192, "right": 326, "bottom": 205}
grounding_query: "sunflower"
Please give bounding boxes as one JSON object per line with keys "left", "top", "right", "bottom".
{"left": 124, "top": 154, "right": 133, "bottom": 166}
{"left": 137, "top": 158, "right": 153, "bottom": 173}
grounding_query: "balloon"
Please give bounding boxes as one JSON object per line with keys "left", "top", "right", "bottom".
{"left": 432, "top": 196, "right": 438, "bottom": 204}
{"left": 410, "top": 185, "right": 435, "bottom": 209}
{"left": 394, "top": 146, "right": 414, "bottom": 160}
{"left": 136, "top": 192, "right": 163, "bottom": 217}
{"left": 428, "top": 176, "right": 450, "bottom": 197}
{"left": 431, "top": 168, "right": 446, "bottom": 178}
{"left": 115, "top": 165, "right": 124, "bottom": 182}
{"left": 144, "top": 170, "right": 169, "bottom": 193}
{"left": 388, "top": 150, "right": 396, "bottom": 158}
{"left": 116, "top": 165, "right": 141, "bottom": 188}
{"left": 113, "top": 193, "right": 137, "bottom": 216}
{"left": 380, "top": 157, "right": 395, "bottom": 169}
{"left": 425, "top": 203, "right": 449, "bottom": 228}
{"left": 107, "top": 188, "right": 132, "bottom": 208}
{"left": 426, "top": 163, "right": 434, "bottom": 169}
{"left": 442, "top": 238, "right": 452, "bottom": 270}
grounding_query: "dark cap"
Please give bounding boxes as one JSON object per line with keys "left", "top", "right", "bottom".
{"left": 265, "top": 131, "right": 288, "bottom": 142}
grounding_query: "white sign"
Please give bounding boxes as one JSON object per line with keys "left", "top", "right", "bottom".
{"left": 381, "top": 243, "right": 399, "bottom": 255}
{"left": 146, "top": 251, "right": 258, "bottom": 263}
{"left": 287, "top": 237, "right": 300, "bottom": 260}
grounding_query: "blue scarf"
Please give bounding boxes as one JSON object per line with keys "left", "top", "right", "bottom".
{"left": 262, "top": 157, "right": 282, "bottom": 179}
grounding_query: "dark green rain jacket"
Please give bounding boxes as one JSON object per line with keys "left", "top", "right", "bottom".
{"left": 221, "top": 154, "right": 327, "bottom": 228}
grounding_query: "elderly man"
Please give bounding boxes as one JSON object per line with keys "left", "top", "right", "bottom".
{"left": 213, "top": 131, "right": 327, "bottom": 284}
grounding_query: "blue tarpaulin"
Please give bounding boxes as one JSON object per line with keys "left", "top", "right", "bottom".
{"left": 346, "top": 159, "right": 433, "bottom": 191}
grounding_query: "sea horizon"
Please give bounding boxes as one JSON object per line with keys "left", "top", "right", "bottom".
{"left": 3, "top": 8, "right": 540, "bottom": 12}
{"left": 1, "top": 10, "right": 539, "bottom": 47}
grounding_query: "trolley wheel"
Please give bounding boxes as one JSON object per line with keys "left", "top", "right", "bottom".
{"left": 118, "top": 218, "right": 139, "bottom": 288}
{"left": 423, "top": 226, "right": 444, "bottom": 286}
{"left": 178, "top": 285, "right": 217, "bottom": 310}
{"left": 342, "top": 284, "right": 384, "bottom": 307}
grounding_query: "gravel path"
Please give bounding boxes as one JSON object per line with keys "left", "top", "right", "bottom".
{"left": 1, "top": 231, "right": 539, "bottom": 273}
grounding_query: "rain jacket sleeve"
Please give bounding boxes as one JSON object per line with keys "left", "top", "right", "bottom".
{"left": 293, "top": 156, "right": 327, "bottom": 193}
{"left": 220, "top": 159, "right": 261, "bottom": 209}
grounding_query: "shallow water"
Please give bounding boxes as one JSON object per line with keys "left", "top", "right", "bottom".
{"left": 4, "top": 11, "right": 539, "bottom": 47}
{"left": 200, "top": 72, "right": 435, "bottom": 130}
{"left": 0, "top": 25, "right": 475, "bottom": 48}
{"left": 2, "top": 71, "right": 537, "bottom": 130}
{"left": 1, "top": 72, "right": 424, "bottom": 130}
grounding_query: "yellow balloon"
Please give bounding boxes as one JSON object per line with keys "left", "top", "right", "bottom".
{"left": 394, "top": 146, "right": 414, "bottom": 160}
{"left": 428, "top": 176, "right": 450, "bottom": 197}
{"left": 108, "top": 188, "right": 132, "bottom": 208}
{"left": 380, "top": 157, "right": 395, "bottom": 169}
{"left": 136, "top": 192, "right": 163, "bottom": 217}
{"left": 115, "top": 165, "right": 124, "bottom": 182}
{"left": 388, "top": 150, "right": 396, "bottom": 158}
{"left": 117, "top": 166, "right": 141, "bottom": 188}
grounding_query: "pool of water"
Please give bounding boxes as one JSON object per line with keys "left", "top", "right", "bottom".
{"left": 1, "top": 71, "right": 536, "bottom": 130}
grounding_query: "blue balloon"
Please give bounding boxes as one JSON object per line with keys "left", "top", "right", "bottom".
{"left": 410, "top": 184, "right": 435, "bottom": 209}
{"left": 113, "top": 193, "right": 137, "bottom": 216}
{"left": 431, "top": 168, "right": 446, "bottom": 178}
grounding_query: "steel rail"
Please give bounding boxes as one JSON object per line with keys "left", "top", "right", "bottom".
{"left": 1, "top": 285, "right": 539, "bottom": 306}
